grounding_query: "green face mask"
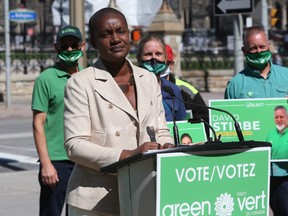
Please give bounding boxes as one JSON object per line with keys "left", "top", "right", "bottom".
{"left": 246, "top": 50, "right": 272, "bottom": 70}
{"left": 140, "top": 58, "right": 167, "bottom": 75}
{"left": 57, "top": 49, "right": 83, "bottom": 67}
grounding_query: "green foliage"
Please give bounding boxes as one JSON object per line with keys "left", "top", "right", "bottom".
{"left": 181, "top": 54, "right": 234, "bottom": 70}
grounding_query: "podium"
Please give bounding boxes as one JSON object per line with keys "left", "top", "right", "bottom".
{"left": 101, "top": 141, "right": 271, "bottom": 216}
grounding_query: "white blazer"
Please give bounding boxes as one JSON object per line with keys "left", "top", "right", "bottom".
{"left": 64, "top": 59, "right": 173, "bottom": 214}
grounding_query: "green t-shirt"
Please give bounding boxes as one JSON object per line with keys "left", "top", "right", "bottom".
{"left": 266, "top": 127, "right": 288, "bottom": 176}
{"left": 31, "top": 63, "right": 82, "bottom": 160}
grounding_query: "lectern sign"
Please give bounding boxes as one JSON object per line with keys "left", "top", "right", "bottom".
{"left": 156, "top": 147, "right": 270, "bottom": 216}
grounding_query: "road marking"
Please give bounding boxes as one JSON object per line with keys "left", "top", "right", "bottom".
{"left": 0, "top": 152, "right": 38, "bottom": 164}
{"left": 0, "top": 132, "right": 33, "bottom": 140}
{"left": 0, "top": 145, "right": 36, "bottom": 152}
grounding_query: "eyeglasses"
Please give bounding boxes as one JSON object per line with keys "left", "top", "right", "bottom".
{"left": 59, "top": 42, "right": 81, "bottom": 50}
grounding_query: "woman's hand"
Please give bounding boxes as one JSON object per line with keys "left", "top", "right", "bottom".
{"left": 120, "top": 142, "right": 174, "bottom": 160}
{"left": 163, "top": 143, "right": 175, "bottom": 149}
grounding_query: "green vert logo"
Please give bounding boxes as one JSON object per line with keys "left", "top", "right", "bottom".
{"left": 215, "top": 193, "right": 234, "bottom": 215}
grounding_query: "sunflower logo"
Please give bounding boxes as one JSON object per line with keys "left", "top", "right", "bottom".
{"left": 215, "top": 193, "right": 234, "bottom": 216}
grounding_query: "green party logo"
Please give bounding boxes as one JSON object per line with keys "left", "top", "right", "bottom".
{"left": 215, "top": 193, "right": 234, "bottom": 215}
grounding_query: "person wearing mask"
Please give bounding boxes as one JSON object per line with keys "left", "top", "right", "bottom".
{"left": 266, "top": 106, "right": 288, "bottom": 215}
{"left": 63, "top": 8, "right": 174, "bottom": 215}
{"left": 224, "top": 25, "right": 288, "bottom": 215}
{"left": 31, "top": 25, "right": 85, "bottom": 216}
{"left": 225, "top": 26, "right": 288, "bottom": 99}
{"left": 136, "top": 34, "right": 187, "bottom": 122}
{"left": 162, "top": 44, "right": 209, "bottom": 134}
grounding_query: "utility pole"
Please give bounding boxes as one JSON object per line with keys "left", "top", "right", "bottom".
{"left": 60, "top": 0, "right": 63, "bottom": 27}
{"left": 233, "top": 14, "right": 244, "bottom": 75}
{"left": 4, "top": 0, "right": 11, "bottom": 108}
{"left": 70, "top": 0, "right": 86, "bottom": 68}
{"left": 261, "top": 0, "right": 269, "bottom": 37}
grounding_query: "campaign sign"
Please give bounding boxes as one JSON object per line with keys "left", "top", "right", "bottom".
{"left": 167, "top": 121, "right": 207, "bottom": 144}
{"left": 156, "top": 147, "right": 270, "bottom": 216}
{"left": 209, "top": 98, "right": 288, "bottom": 142}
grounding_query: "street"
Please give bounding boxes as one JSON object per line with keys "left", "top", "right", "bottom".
{"left": 0, "top": 100, "right": 38, "bottom": 173}
{"left": 0, "top": 99, "right": 41, "bottom": 216}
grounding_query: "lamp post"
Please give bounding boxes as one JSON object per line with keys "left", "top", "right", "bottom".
{"left": 4, "top": 0, "right": 11, "bottom": 108}
{"left": 109, "top": 0, "right": 118, "bottom": 8}
{"left": 59, "top": 0, "right": 63, "bottom": 27}
{"left": 70, "top": 0, "right": 86, "bottom": 67}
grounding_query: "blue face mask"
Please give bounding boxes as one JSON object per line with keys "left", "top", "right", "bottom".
{"left": 140, "top": 58, "right": 167, "bottom": 75}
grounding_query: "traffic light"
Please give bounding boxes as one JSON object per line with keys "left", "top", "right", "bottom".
{"left": 270, "top": 4, "right": 282, "bottom": 29}
{"left": 131, "top": 29, "right": 142, "bottom": 42}
{"left": 270, "top": 8, "right": 278, "bottom": 27}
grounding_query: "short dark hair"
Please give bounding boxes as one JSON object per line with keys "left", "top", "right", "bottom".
{"left": 180, "top": 133, "right": 192, "bottom": 142}
{"left": 274, "top": 105, "right": 287, "bottom": 112}
{"left": 242, "top": 26, "right": 266, "bottom": 48}
{"left": 88, "top": 7, "right": 128, "bottom": 38}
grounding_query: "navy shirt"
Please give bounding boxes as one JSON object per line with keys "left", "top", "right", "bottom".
{"left": 161, "top": 78, "right": 187, "bottom": 122}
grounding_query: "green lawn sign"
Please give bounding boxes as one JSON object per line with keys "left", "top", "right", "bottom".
{"left": 167, "top": 121, "right": 207, "bottom": 144}
{"left": 156, "top": 147, "right": 270, "bottom": 216}
{"left": 209, "top": 98, "right": 288, "bottom": 142}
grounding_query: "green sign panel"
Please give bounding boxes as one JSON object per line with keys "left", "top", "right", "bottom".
{"left": 157, "top": 147, "right": 270, "bottom": 216}
{"left": 167, "top": 121, "right": 207, "bottom": 144}
{"left": 209, "top": 98, "right": 288, "bottom": 142}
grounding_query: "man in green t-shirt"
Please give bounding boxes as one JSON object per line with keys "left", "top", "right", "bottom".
{"left": 31, "top": 25, "right": 85, "bottom": 216}
{"left": 265, "top": 105, "right": 288, "bottom": 215}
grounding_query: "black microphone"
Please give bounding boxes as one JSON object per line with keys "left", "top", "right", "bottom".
{"left": 163, "top": 85, "right": 245, "bottom": 142}
{"left": 188, "top": 118, "right": 218, "bottom": 142}
{"left": 146, "top": 126, "right": 156, "bottom": 142}
{"left": 163, "top": 85, "right": 180, "bottom": 146}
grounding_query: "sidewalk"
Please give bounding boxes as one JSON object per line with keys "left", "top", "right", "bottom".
{"left": 0, "top": 99, "right": 32, "bottom": 120}
{"left": 0, "top": 170, "right": 39, "bottom": 216}
{"left": 201, "top": 91, "right": 224, "bottom": 104}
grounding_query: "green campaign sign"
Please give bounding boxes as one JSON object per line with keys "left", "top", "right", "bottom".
{"left": 209, "top": 98, "right": 288, "bottom": 142}
{"left": 156, "top": 147, "right": 270, "bottom": 216}
{"left": 167, "top": 121, "right": 207, "bottom": 144}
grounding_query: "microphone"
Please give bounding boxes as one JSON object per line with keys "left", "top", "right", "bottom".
{"left": 163, "top": 85, "right": 180, "bottom": 146}
{"left": 188, "top": 118, "right": 218, "bottom": 142}
{"left": 163, "top": 85, "right": 245, "bottom": 142}
{"left": 146, "top": 126, "right": 156, "bottom": 142}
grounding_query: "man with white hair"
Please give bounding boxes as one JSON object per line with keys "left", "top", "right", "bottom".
{"left": 266, "top": 105, "right": 288, "bottom": 215}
